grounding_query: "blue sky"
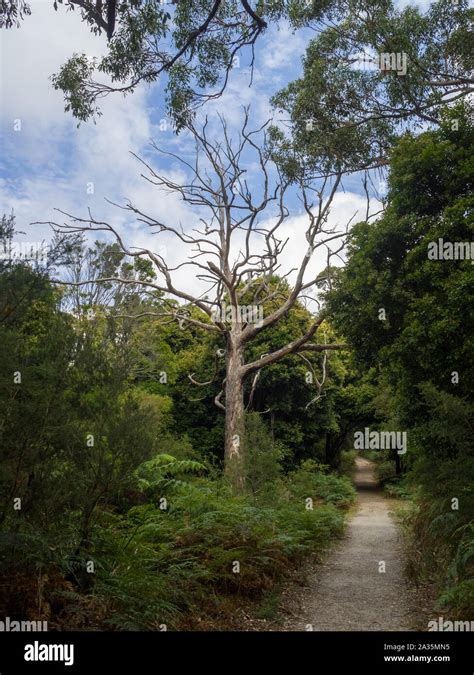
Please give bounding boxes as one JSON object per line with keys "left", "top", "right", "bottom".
{"left": 0, "top": 0, "right": 432, "bottom": 296}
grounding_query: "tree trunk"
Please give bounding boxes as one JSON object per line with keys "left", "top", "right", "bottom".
{"left": 325, "top": 433, "right": 336, "bottom": 468}
{"left": 325, "top": 432, "right": 346, "bottom": 469}
{"left": 224, "top": 338, "right": 245, "bottom": 490}
{"left": 394, "top": 450, "right": 402, "bottom": 476}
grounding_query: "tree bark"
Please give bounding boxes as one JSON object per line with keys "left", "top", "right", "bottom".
{"left": 394, "top": 450, "right": 402, "bottom": 476}
{"left": 325, "top": 431, "right": 347, "bottom": 469}
{"left": 224, "top": 336, "right": 245, "bottom": 490}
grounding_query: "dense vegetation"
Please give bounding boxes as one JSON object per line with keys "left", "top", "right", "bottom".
{"left": 327, "top": 106, "right": 474, "bottom": 619}
{"left": 0, "top": 229, "right": 358, "bottom": 629}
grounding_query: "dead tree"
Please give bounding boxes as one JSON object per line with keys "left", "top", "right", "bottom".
{"left": 39, "top": 111, "right": 356, "bottom": 489}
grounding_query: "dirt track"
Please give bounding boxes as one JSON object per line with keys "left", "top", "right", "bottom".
{"left": 287, "top": 457, "right": 415, "bottom": 631}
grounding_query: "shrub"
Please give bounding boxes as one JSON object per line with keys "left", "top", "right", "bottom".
{"left": 287, "top": 460, "right": 356, "bottom": 509}
{"left": 73, "top": 458, "right": 355, "bottom": 629}
{"left": 339, "top": 449, "right": 357, "bottom": 477}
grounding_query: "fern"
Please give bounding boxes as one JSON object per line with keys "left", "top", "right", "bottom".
{"left": 134, "top": 453, "right": 206, "bottom": 498}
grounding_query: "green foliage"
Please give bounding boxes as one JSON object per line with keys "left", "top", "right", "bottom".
{"left": 243, "top": 413, "right": 285, "bottom": 498}
{"left": 51, "top": 53, "right": 100, "bottom": 124}
{"left": 327, "top": 108, "right": 474, "bottom": 407}
{"left": 401, "top": 388, "right": 474, "bottom": 618}
{"left": 287, "top": 459, "right": 356, "bottom": 509}
{"left": 255, "top": 585, "right": 282, "bottom": 621}
{"left": 338, "top": 449, "right": 357, "bottom": 477}
{"left": 0, "top": 226, "right": 356, "bottom": 628}
{"left": 439, "top": 580, "right": 474, "bottom": 616}
{"left": 271, "top": 1, "right": 473, "bottom": 174}
{"left": 44, "top": 0, "right": 343, "bottom": 125}
{"left": 327, "top": 116, "right": 474, "bottom": 616}
{"left": 134, "top": 453, "right": 207, "bottom": 498}
{"left": 84, "top": 460, "right": 351, "bottom": 629}
{"left": 0, "top": 234, "right": 201, "bottom": 617}
{"left": 375, "top": 460, "right": 397, "bottom": 485}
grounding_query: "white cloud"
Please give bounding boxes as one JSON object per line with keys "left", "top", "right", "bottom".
{"left": 1, "top": 3, "right": 102, "bottom": 132}
{"left": 0, "top": 5, "right": 376, "bottom": 304}
{"left": 0, "top": 3, "right": 159, "bottom": 236}
{"left": 394, "top": 0, "right": 433, "bottom": 11}
{"left": 260, "top": 22, "right": 306, "bottom": 72}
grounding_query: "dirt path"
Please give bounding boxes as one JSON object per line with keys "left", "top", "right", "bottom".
{"left": 286, "top": 457, "right": 415, "bottom": 631}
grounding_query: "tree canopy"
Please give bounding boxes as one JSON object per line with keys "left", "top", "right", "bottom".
{"left": 271, "top": 0, "right": 473, "bottom": 174}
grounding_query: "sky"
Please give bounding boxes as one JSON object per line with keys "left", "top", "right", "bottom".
{"left": 0, "top": 0, "right": 432, "bottom": 299}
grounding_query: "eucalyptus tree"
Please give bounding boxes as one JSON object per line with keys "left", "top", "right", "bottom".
{"left": 271, "top": 0, "right": 474, "bottom": 175}
{"left": 38, "top": 112, "right": 362, "bottom": 488}
{"left": 1, "top": 0, "right": 334, "bottom": 125}
{"left": 4, "top": 0, "right": 470, "bottom": 136}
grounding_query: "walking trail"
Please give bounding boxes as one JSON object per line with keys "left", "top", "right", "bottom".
{"left": 287, "top": 457, "right": 415, "bottom": 631}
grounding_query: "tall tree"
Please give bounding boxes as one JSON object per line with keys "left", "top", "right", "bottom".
{"left": 326, "top": 105, "right": 473, "bottom": 403}
{"left": 39, "top": 113, "right": 354, "bottom": 488}
{"left": 2, "top": 0, "right": 334, "bottom": 125}
{"left": 271, "top": 0, "right": 473, "bottom": 174}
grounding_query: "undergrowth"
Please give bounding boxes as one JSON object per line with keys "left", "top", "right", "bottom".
{"left": 1, "top": 451, "right": 355, "bottom": 630}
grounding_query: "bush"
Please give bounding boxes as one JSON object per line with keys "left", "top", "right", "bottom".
{"left": 439, "top": 580, "right": 474, "bottom": 616}
{"left": 69, "top": 458, "right": 355, "bottom": 630}
{"left": 287, "top": 460, "right": 356, "bottom": 509}
{"left": 339, "top": 449, "right": 357, "bottom": 477}
{"left": 243, "top": 413, "right": 286, "bottom": 500}
{"left": 375, "top": 460, "right": 397, "bottom": 485}
{"left": 399, "top": 454, "right": 474, "bottom": 619}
